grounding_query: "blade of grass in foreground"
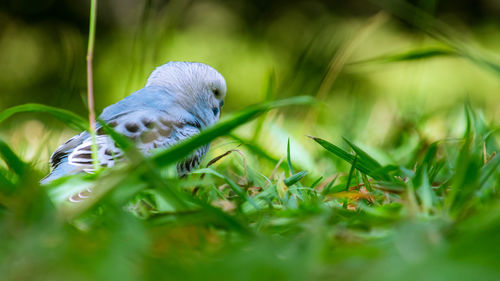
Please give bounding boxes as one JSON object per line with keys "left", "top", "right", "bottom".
{"left": 0, "top": 139, "right": 26, "bottom": 176}
{"left": 0, "top": 168, "right": 15, "bottom": 191}
{"left": 152, "top": 96, "right": 315, "bottom": 167}
{"left": 0, "top": 139, "right": 26, "bottom": 193}
{"left": 310, "top": 136, "right": 390, "bottom": 181}
{"left": 0, "top": 103, "right": 88, "bottom": 131}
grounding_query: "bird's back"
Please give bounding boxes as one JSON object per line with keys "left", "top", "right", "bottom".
{"left": 42, "top": 86, "right": 203, "bottom": 184}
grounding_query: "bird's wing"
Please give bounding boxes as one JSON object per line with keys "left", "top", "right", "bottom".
{"left": 66, "top": 108, "right": 207, "bottom": 174}
{"left": 67, "top": 135, "right": 124, "bottom": 172}
{"left": 49, "top": 131, "right": 89, "bottom": 169}
{"left": 177, "top": 144, "right": 209, "bottom": 177}
{"left": 47, "top": 86, "right": 162, "bottom": 171}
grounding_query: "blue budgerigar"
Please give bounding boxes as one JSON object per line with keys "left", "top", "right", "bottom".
{"left": 41, "top": 61, "right": 226, "bottom": 184}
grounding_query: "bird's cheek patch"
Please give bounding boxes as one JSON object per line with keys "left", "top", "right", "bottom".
{"left": 212, "top": 107, "right": 219, "bottom": 116}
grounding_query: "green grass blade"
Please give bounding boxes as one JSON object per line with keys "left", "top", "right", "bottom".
{"left": 0, "top": 139, "right": 25, "bottom": 176}
{"left": 310, "top": 136, "right": 388, "bottom": 180}
{"left": 310, "top": 176, "right": 323, "bottom": 189}
{"left": 310, "top": 136, "right": 355, "bottom": 162}
{"left": 350, "top": 47, "right": 456, "bottom": 65}
{"left": 416, "top": 166, "right": 434, "bottom": 214}
{"left": 284, "top": 171, "right": 307, "bottom": 187}
{"left": 197, "top": 168, "right": 260, "bottom": 210}
{"left": 361, "top": 173, "right": 373, "bottom": 192}
{"left": 152, "top": 96, "right": 315, "bottom": 168}
{"left": 287, "top": 138, "right": 294, "bottom": 175}
{"left": 0, "top": 103, "right": 88, "bottom": 131}
{"left": 445, "top": 137, "right": 482, "bottom": 216}
{"left": 414, "top": 142, "right": 438, "bottom": 187}
{"left": 479, "top": 154, "right": 500, "bottom": 188}
{"left": 321, "top": 175, "right": 338, "bottom": 195}
{"left": 0, "top": 168, "right": 15, "bottom": 191}
{"left": 345, "top": 155, "right": 358, "bottom": 190}
{"left": 342, "top": 138, "right": 385, "bottom": 172}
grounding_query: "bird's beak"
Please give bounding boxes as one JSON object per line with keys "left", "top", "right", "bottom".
{"left": 219, "top": 100, "right": 224, "bottom": 117}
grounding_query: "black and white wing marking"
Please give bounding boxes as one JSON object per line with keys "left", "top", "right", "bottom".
{"left": 177, "top": 144, "right": 208, "bottom": 176}
{"left": 66, "top": 109, "right": 207, "bottom": 174}
{"left": 67, "top": 135, "right": 124, "bottom": 172}
{"left": 50, "top": 132, "right": 88, "bottom": 169}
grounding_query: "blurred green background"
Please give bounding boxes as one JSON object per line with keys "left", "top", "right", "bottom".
{"left": 0, "top": 0, "right": 499, "bottom": 280}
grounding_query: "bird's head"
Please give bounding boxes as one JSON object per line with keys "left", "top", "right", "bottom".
{"left": 145, "top": 61, "right": 226, "bottom": 127}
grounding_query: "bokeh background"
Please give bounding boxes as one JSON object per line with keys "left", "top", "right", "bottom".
{"left": 0, "top": 1, "right": 499, "bottom": 280}
{"left": 1, "top": 0, "right": 499, "bottom": 109}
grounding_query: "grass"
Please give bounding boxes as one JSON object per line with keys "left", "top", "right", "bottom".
{"left": 0, "top": 92, "right": 498, "bottom": 281}
{"left": 0, "top": 1, "right": 499, "bottom": 280}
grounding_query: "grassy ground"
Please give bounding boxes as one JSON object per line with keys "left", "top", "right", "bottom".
{"left": 0, "top": 1, "right": 499, "bottom": 281}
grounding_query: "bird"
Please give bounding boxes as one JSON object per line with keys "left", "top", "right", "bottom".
{"left": 41, "top": 61, "right": 226, "bottom": 184}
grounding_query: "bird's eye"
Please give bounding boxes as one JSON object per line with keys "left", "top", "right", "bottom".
{"left": 213, "top": 89, "right": 220, "bottom": 97}
{"left": 212, "top": 107, "right": 219, "bottom": 116}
